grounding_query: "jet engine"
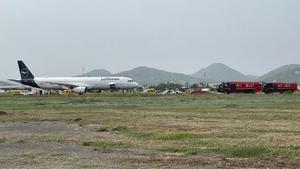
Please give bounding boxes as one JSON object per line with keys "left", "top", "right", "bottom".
{"left": 72, "top": 87, "right": 87, "bottom": 94}
{"left": 109, "top": 83, "right": 117, "bottom": 90}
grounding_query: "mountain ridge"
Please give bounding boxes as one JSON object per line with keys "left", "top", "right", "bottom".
{"left": 192, "top": 63, "right": 255, "bottom": 82}
{"left": 259, "top": 64, "right": 300, "bottom": 83}
{"left": 115, "top": 66, "right": 201, "bottom": 85}
{"left": 76, "top": 69, "right": 112, "bottom": 77}
{"left": 71, "top": 63, "right": 300, "bottom": 85}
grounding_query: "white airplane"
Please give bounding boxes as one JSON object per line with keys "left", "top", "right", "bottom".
{"left": 9, "top": 60, "right": 139, "bottom": 94}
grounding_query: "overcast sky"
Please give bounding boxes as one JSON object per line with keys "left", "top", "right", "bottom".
{"left": 1, "top": 0, "right": 300, "bottom": 79}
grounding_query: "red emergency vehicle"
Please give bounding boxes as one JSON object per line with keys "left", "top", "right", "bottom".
{"left": 217, "top": 82, "right": 262, "bottom": 94}
{"left": 263, "top": 82, "right": 298, "bottom": 94}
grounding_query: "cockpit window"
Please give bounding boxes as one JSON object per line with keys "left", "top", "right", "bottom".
{"left": 128, "top": 80, "right": 134, "bottom": 82}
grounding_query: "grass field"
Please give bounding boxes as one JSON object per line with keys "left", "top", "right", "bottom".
{"left": 0, "top": 93, "right": 299, "bottom": 168}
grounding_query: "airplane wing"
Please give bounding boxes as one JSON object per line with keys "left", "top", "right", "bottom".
{"left": 9, "top": 79, "right": 89, "bottom": 90}
{"left": 0, "top": 85, "right": 32, "bottom": 90}
{"left": 39, "top": 81, "right": 83, "bottom": 89}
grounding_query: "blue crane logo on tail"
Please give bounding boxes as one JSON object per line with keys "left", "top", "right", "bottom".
{"left": 21, "top": 68, "right": 29, "bottom": 78}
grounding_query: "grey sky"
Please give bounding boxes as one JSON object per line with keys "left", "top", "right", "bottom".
{"left": 1, "top": 0, "right": 300, "bottom": 79}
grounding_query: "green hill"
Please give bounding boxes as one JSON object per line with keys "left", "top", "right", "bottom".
{"left": 116, "top": 66, "right": 201, "bottom": 85}
{"left": 259, "top": 64, "right": 300, "bottom": 83}
{"left": 76, "top": 69, "right": 112, "bottom": 77}
{"left": 193, "top": 63, "right": 254, "bottom": 82}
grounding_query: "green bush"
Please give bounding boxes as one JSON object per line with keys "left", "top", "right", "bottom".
{"left": 112, "top": 126, "right": 129, "bottom": 132}
{"left": 221, "top": 145, "right": 271, "bottom": 158}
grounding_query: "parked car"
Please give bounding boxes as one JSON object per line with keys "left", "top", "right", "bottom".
{"left": 143, "top": 88, "right": 156, "bottom": 93}
{"left": 20, "top": 90, "right": 32, "bottom": 96}
{"left": 161, "top": 90, "right": 177, "bottom": 95}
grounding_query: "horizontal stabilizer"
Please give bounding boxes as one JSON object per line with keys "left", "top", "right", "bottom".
{"left": 8, "top": 79, "right": 21, "bottom": 83}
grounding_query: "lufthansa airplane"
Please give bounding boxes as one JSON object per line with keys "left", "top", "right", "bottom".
{"left": 9, "top": 61, "right": 139, "bottom": 94}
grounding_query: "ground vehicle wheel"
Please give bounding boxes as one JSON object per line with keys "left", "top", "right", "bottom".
{"left": 265, "top": 89, "right": 272, "bottom": 94}
{"left": 224, "top": 90, "right": 230, "bottom": 94}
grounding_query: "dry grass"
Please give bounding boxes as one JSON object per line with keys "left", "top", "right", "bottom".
{"left": 0, "top": 93, "right": 299, "bottom": 168}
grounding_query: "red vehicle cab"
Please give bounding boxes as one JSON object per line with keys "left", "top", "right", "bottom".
{"left": 218, "top": 82, "right": 262, "bottom": 94}
{"left": 263, "top": 82, "right": 298, "bottom": 94}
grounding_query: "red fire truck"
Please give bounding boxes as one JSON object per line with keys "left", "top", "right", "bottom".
{"left": 217, "top": 82, "right": 262, "bottom": 94}
{"left": 263, "top": 82, "right": 298, "bottom": 94}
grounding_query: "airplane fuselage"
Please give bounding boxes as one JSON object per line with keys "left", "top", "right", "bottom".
{"left": 32, "top": 77, "right": 139, "bottom": 90}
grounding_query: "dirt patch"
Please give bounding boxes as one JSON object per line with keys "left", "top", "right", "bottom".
{"left": 0, "top": 122, "right": 122, "bottom": 169}
{"left": 223, "top": 156, "right": 300, "bottom": 169}
{"left": 124, "top": 154, "right": 224, "bottom": 166}
{"left": 0, "top": 122, "right": 79, "bottom": 135}
{"left": 125, "top": 155, "right": 300, "bottom": 168}
{"left": 0, "top": 142, "right": 93, "bottom": 156}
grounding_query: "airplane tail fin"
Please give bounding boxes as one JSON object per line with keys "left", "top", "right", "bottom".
{"left": 18, "top": 60, "right": 35, "bottom": 79}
